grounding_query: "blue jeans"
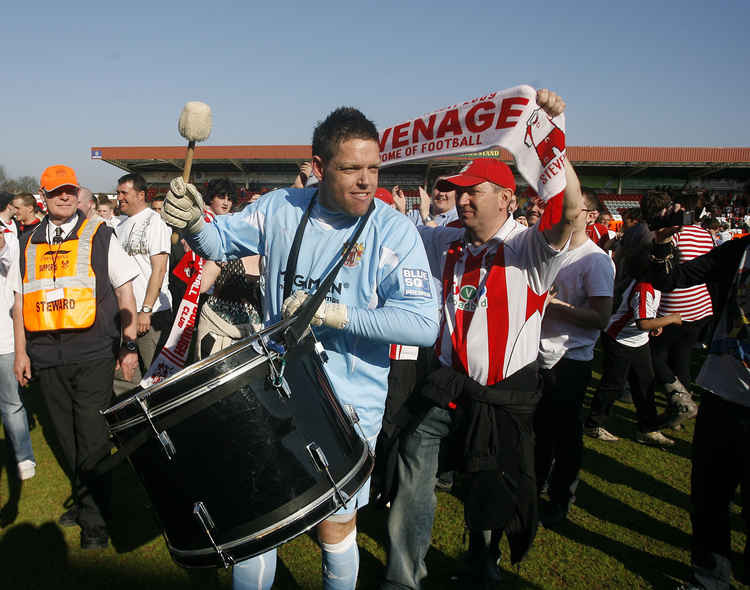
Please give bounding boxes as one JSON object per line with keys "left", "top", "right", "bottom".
{"left": 0, "top": 353, "right": 34, "bottom": 464}
{"left": 383, "top": 406, "right": 452, "bottom": 590}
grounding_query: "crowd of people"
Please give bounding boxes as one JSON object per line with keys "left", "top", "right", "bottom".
{"left": 0, "top": 88, "right": 747, "bottom": 590}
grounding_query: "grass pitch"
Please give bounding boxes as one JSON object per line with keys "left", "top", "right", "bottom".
{"left": 0, "top": 365, "right": 746, "bottom": 589}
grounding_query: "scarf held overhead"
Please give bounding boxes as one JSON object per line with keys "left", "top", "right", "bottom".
{"left": 378, "top": 85, "right": 566, "bottom": 203}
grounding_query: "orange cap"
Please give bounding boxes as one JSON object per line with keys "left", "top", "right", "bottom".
{"left": 40, "top": 165, "right": 79, "bottom": 192}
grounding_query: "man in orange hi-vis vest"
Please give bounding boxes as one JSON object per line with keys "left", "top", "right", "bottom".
{"left": 14, "top": 165, "right": 140, "bottom": 551}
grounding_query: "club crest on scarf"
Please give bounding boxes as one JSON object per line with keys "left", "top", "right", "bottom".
{"left": 342, "top": 241, "right": 365, "bottom": 268}
{"left": 524, "top": 108, "right": 565, "bottom": 168}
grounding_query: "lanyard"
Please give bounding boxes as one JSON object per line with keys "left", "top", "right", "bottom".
{"left": 282, "top": 192, "right": 375, "bottom": 345}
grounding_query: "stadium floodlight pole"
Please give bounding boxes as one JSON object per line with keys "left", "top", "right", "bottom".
{"left": 177, "top": 101, "right": 212, "bottom": 182}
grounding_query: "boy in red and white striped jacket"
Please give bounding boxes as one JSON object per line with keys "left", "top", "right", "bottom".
{"left": 585, "top": 246, "right": 682, "bottom": 446}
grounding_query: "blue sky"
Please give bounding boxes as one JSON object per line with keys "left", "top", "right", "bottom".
{"left": 2, "top": 0, "right": 748, "bottom": 191}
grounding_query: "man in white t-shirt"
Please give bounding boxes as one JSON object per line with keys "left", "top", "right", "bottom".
{"left": 0, "top": 227, "right": 36, "bottom": 480}
{"left": 535, "top": 191, "right": 614, "bottom": 526}
{"left": 114, "top": 173, "right": 172, "bottom": 391}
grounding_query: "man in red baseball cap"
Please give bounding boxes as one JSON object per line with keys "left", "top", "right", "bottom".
{"left": 384, "top": 89, "right": 585, "bottom": 587}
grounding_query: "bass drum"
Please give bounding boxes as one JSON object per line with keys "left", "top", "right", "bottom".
{"left": 103, "top": 321, "right": 373, "bottom": 568}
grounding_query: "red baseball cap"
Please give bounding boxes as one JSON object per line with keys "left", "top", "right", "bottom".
{"left": 40, "top": 165, "right": 79, "bottom": 192}
{"left": 437, "top": 159, "right": 516, "bottom": 193}
{"left": 375, "top": 187, "right": 394, "bottom": 205}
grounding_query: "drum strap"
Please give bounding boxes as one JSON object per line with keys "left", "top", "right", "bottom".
{"left": 282, "top": 192, "right": 375, "bottom": 345}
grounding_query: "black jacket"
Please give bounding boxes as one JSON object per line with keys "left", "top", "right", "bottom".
{"left": 420, "top": 362, "right": 541, "bottom": 564}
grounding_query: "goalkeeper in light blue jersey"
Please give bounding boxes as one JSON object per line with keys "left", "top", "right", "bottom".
{"left": 162, "top": 106, "right": 439, "bottom": 590}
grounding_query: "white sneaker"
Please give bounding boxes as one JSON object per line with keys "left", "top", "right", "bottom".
{"left": 584, "top": 426, "right": 619, "bottom": 441}
{"left": 635, "top": 431, "right": 674, "bottom": 447}
{"left": 18, "top": 460, "right": 36, "bottom": 480}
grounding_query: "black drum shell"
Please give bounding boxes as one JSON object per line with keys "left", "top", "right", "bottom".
{"left": 104, "top": 329, "right": 373, "bottom": 568}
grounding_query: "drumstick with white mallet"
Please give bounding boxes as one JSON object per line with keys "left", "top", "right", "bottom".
{"left": 178, "top": 101, "right": 212, "bottom": 182}
{"left": 171, "top": 101, "right": 212, "bottom": 243}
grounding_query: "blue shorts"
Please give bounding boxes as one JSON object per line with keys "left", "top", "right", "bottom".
{"left": 328, "top": 477, "right": 370, "bottom": 522}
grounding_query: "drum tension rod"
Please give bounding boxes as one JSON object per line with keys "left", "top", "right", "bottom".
{"left": 307, "top": 442, "right": 348, "bottom": 508}
{"left": 135, "top": 395, "right": 176, "bottom": 461}
{"left": 193, "top": 501, "right": 235, "bottom": 569}
{"left": 344, "top": 405, "right": 369, "bottom": 443}
{"left": 258, "top": 336, "right": 291, "bottom": 399}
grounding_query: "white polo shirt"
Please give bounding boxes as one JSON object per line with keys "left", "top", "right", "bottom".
{"left": 34, "top": 215, "right": 140, "bottom": 290}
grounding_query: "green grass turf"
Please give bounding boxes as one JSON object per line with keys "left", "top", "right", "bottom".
{"left": 1, "top": 361, "right": 746, "bottom": 589}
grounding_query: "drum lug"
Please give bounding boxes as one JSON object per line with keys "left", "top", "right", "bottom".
{"left": 158, "top": 431, "right": 176, "bottom": 461}
{"left": 259, "top": 335, "right": 292, "bottom": 400}
{"left": 266, "top": 360, "right": 291, "bottom": 400}
{"left": 193, "top": 501, "right": 235, "bottom": 569}
{"left": 314, "top": 340, "right": 329, "bottom": 363}
{"left": 306, "top": 442, "right": 348, "bottom": 508}
{"left": 344, "top": 404, "right": 368, "bottom": 443}
{"left": 136, "top": 395, "right": 176, "bottom": 461}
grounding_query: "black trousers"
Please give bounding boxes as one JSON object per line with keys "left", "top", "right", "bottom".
{"left": 534, "top": 357, "right": 592, "bottom": 507}
{"left": 690, "top": 392, "right": 749, "bottom": 584}
{"left": 651, "top": 316, "right": 712, "bottom": 387}
{"left": 588, "top": 333, "right": 660, "bottom": 432}
{"left": 38, "top": 358, "right": 115, "bottom": 529}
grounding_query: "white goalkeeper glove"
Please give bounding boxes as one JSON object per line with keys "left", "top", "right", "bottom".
{"left": 281, "top": 291, "right": 348, "bottom": 330}
{"left": 162, "top": 177, "right": 206, "bottom": 234}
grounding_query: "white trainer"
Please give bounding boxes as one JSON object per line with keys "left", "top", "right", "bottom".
{"left": 584, "top": 426, "right": 619, "bottom": 441}
{"left": 635, "top": 430, "right": 675, "bottom": 447}
{"left": 18, "top": 460, "right": 36, "bottom": 480}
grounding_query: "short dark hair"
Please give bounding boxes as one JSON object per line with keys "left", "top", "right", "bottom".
{"left": 205, "top": 178, "right": 237, "bottom": 202}
{"left": 624, "top": 207, "right": 642, "bottom": 222}
{"left": 624, "top": 242, "right": 653, "bottom": 280}
{"left": 14, "top": 193, "right": 37, "bottom": 209}
{"left": 96, "top": 196, "right": 114, "bottom": 209}
{"left": 151, "top": 194, "right": 166, "bottom": 203}
{"left": 640, "top": 191, "right": 671, "bottom": 222}
{"left": 673, "top": 193, "right": 699, "bottom": 211}
{"left": 118, "top": 173, "right": 147, "bottom": 193}
{"left": 0, "top": 191, "right": 14, "bottom": 213}
{"left": 312, "top": 107, "right": 379, "bottom": 161}
{"left": 582, "top": 190, "right": 601, "bottom": 212}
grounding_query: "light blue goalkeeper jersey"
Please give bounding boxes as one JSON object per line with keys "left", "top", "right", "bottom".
{"left": 187, "top": 187, "right": 439, "bottom": 443}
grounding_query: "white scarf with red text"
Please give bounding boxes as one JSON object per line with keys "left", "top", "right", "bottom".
{"left": 378, "top": 85, "right": 566, "bottom": 202}
{"left": 139, "top": 209, "right": 215, "bottom": 388}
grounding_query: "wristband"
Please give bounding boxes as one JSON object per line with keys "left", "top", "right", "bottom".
{"left": 123, "top": 340, "right": 138, "bottom": 352}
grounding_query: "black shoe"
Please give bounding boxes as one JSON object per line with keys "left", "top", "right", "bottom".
{"left": 58, "top": 507, "right": 80, "bottom": 528}
{"left": 540, "top": 500, "right": 568, "bottom": 527}
{"left": 81, "top": 525, "right": 109, "bottom": 549}
{"left": 454, "top": 553, "right": 502, "bottom": 586}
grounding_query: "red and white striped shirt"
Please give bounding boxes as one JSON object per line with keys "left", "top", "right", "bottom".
{"left": 585, "top": 222, "right": 609, "bottom": 250}
{"left": 419, "top": 218, "right": 568, "bottom": 386}
{"left": 606, "top": 280, "right": 660, "bottom": 347}
{"left": 658, "top": 224, "right": 714, "bottom": 322}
